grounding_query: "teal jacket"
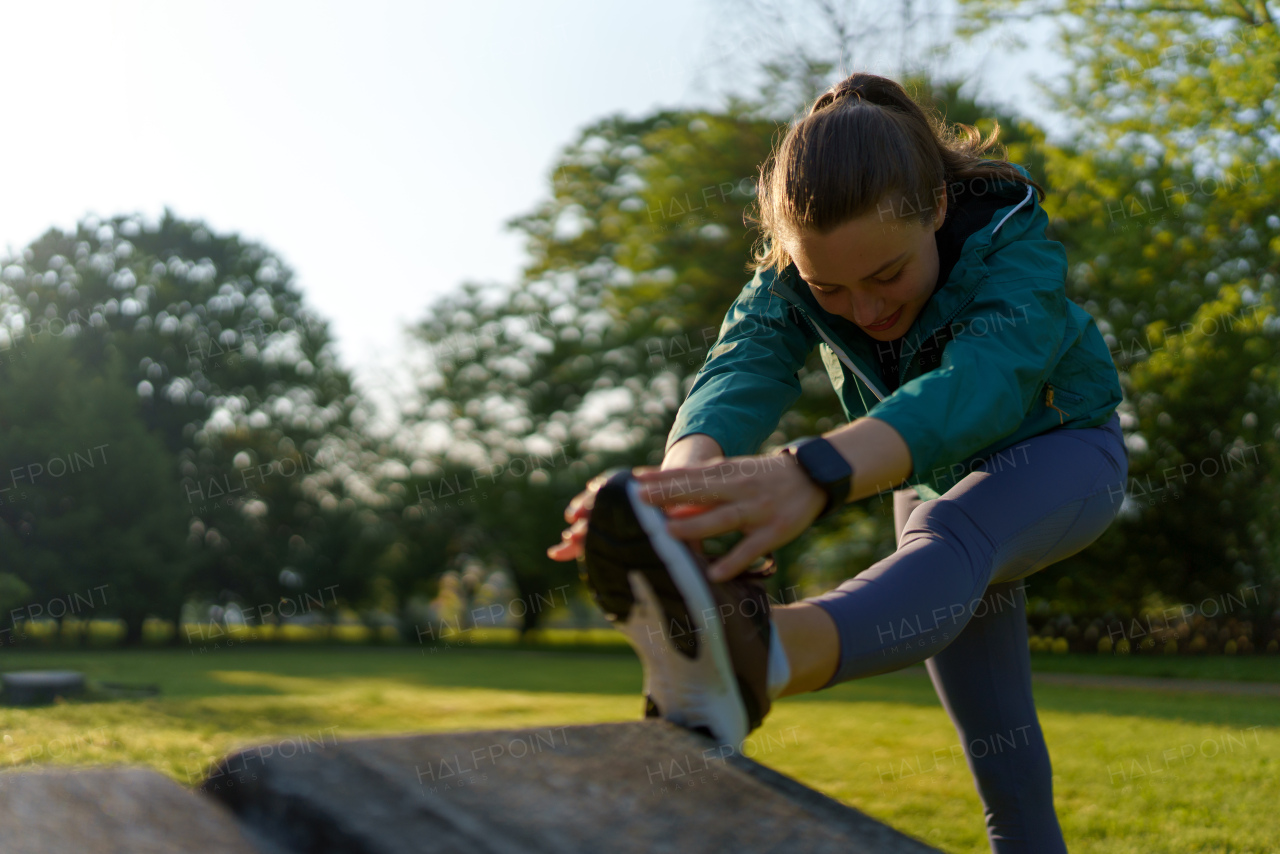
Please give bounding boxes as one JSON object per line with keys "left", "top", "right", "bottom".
{"left": 665, "top": 163, "right": 1123, "bottom": 500}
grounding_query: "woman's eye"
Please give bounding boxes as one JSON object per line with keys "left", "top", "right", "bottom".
{"left": 875, "top": 269, "right": 906, "bottom": 285}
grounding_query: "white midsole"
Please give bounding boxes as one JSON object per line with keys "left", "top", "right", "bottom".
{"left": 624, "top": 478, "right": 748, "bottom": 741}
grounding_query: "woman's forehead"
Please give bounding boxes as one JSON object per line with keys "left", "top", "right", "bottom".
{"left": 788, "top": 215, "right": 925, "bottom": 280}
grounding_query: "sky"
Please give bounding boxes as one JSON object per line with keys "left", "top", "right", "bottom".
{"left": 0, "top": 0, "right": 1067, "bottom": 424}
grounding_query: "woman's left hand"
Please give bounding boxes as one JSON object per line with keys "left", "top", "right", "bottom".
{"left": 632, "top": 451, "right": 828, "bottom": 582}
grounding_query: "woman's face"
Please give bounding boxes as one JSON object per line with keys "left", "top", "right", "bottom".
{"left": 785, "top": 194, "right": 947, "bottom": 342}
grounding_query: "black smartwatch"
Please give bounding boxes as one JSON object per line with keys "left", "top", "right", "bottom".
{"left": 779, "top": 436, "right": 854, "bottom": 519}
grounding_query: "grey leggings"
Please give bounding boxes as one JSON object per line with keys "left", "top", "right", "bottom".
{"left": 808, "top": 412, "right": 1128, "bottom": 853}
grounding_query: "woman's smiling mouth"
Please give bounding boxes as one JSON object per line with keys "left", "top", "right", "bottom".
{"left": 862, "top": 306, "right": 902, "bottom": 332}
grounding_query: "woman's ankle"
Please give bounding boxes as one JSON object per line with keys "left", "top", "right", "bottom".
{"left": 771, "top": 602, "right": 840, "bottom": 696}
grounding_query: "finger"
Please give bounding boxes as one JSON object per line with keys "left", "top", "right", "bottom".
{"left": 548, "top": 543, "right": 581, "bottom": 561}
{"left": 548, "top": 541, "right": 582, "bottom": 561}
{"left": 546, "top": 519, "right": 588, "bottom": 560}
{"left": 636, "top": 472, "right": 734, "bottom": 509}
{"left": 665, "top": 501, "right": 757, "bottom": 542}
{"left": 634, "top": 462, "right": 727, "bottom": 480}
{"left": 546, "top": 534, "right": 583, "bottom": 561}
{"left": 565, "top": 488, "right": 595, "bottom": 522}
{"left": 632, "top": 465, "right": 669, "bottom": 479}
{"left": 666, "top": 502, "right": 714, "bottom": 519}
{"left": 706, "top": 529, "right": 777, "bottom": 582}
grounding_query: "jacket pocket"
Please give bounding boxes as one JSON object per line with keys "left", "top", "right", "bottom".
{"left": 1043, "top": 382, "right": 1084, "bottom": 424}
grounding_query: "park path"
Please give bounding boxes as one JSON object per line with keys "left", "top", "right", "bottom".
{"left": 886, "top": 665, "right": 1280, "bottom": 697}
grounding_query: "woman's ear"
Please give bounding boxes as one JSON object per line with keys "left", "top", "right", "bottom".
{"left": 932, "top": 186, "right": 948, "bottom": 231}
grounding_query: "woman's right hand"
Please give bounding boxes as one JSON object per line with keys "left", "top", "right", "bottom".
{"left": 544, "top": 474, "right": 714, "bottom": 562}
{"left": 544, "top": 475, "right": 604, "bottom": 562}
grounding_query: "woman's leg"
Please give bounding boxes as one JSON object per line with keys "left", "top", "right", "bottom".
{"left": 923, "top": 579, "right": 1064, "bottom": 853}
{"left": 890, "top": 482, "right": 1067, "bottom": 852}
{"left": 793, "top": 412, "right": 1127, "bottom": 683}
{"left": 774, "top": 413, "right": 1127, "bottom": 851}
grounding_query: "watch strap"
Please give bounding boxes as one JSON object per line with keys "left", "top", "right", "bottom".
{"left": 782, "top": 436, "right": 853, "bottom": 519}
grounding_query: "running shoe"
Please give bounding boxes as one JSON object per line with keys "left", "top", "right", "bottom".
{"left": 578, "top": 467, "right": 774, "bottom": 746}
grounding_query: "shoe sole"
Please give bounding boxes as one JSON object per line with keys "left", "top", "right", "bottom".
{"left": 581, "top": 469, "right": 747, "bottom": 742}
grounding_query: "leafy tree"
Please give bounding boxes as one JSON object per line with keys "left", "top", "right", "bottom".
{"left": 957, "top": 0, "right": 1280, "bottom": 613}
{"left": 0, "top": 337, "right": 188, "bottom": 643}
{"left": 0, "top": 212, "right": 376, "bottom": 624}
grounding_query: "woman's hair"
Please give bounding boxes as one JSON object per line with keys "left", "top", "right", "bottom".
{"left": 747, "top": 72, "right": 1046, "bottom": 276}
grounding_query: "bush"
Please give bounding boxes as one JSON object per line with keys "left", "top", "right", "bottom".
{"left": 1027, "top": 606, "right": 1279, "bottom": 655}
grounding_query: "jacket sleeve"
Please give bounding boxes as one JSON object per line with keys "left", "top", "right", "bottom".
{"left": 863, "top": 228, "right": 1072, "bottom": 481}
{"left": 665, "top": 271, "right": 819, "bottom": 458}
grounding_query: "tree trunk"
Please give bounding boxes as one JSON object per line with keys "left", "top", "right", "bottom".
{"left": 122, "top": 614, "right": 146, "bottom": 647}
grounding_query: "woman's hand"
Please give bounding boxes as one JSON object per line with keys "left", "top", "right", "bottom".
{"left": 544, "top": 472, "right": 603, "bottom": 563}
{"left": 544, "top": 476, "right": 715, "bottom": 563}
{"left": 545, "top": 420, "right": 909, "bottom": 571}
{"left": 632, "top": 452, "right": 827, "bottom": 581}
{"left": 546, "top": 434, "right": 726, "bottom": 563}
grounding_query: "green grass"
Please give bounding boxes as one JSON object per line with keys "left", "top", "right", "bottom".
{"left": 18, "top": 621, "right": 1280, "bottom": 682}
{"left": 1027, "top": 651, "right": 1280, "bottom": 682}
{"left": 0, "top": 645, "right": 1276, "bottom": 853}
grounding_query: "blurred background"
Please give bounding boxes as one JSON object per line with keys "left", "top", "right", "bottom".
{"left": 0, "top": 0, "right": 1276, "bottom": 656}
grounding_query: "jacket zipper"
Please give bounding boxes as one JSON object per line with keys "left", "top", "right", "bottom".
{"left": 777, "top": 298, "right": 890, "bottom": 402}
{"left": 896, "top": 184, "right": 1033, "bottom": 385}
{"left": 807, "top": 318, "right": 890, "bottom": 402}
{"left": 897, "top": 287, "right": 980, "bottom": 386}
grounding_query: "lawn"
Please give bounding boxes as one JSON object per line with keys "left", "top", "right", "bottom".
{"left": 0, "top": 645, "right": 1276, "bottom": 853}
{"left": 1025, "top": 651, "right": 1280, "bottom": 683}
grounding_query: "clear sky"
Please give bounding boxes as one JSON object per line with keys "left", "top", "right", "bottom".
{"left": 0, "top": 1, "right": 1065, "bottom": 421}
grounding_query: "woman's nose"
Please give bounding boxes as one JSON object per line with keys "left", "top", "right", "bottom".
{"left": 847, "top": 289, "right": 883, "bottom": 327}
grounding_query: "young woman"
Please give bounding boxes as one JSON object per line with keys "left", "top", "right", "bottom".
{"left": 547, "top": 72, "right": 1127, "bottom": 853}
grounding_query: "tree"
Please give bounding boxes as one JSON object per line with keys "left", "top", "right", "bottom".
{"left": 956, "top": 0, "right": 1280, "bottom": 613}
{"left": 0, "top": 337, "right": 189, "bottom": 643}
{"left": 0, "top": 212, "right": 378, "bottom": 627}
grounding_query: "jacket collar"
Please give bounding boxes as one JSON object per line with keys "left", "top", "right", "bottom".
{"left": 766, "top": 177, "right": 1037, "bottom": 400}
